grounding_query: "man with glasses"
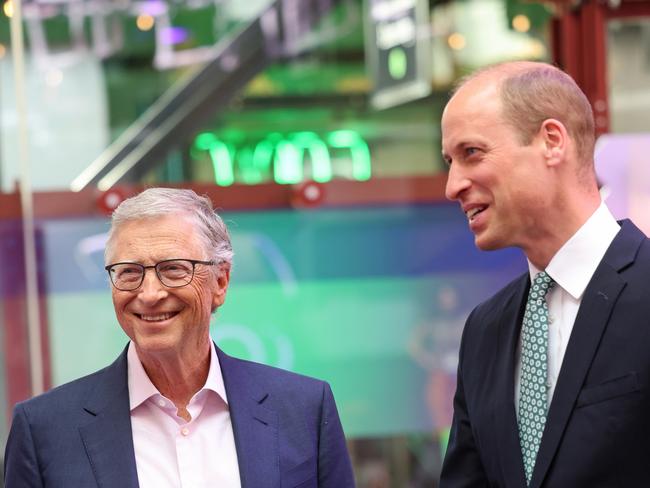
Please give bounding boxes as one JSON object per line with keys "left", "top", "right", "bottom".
{"left": 4, "top": 188, "right": 355, "bottom": 488}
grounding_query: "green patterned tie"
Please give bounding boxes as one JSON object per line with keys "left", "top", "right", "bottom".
{"left": 518, "top": 271, "right": 555, "bottom": 485}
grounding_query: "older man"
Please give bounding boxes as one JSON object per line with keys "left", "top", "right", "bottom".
{"left": 4, "top": 188, "right": 354, "bottom": 488}
{"left": 440, "top": 62, "right": 650, "bottom": 487}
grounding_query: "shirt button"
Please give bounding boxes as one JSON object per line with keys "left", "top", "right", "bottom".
{"left": 181, "top": 427, "right": 190, "bottom": 436}
{"left": 157, "top": 399, "right": 166, "bottom": 407}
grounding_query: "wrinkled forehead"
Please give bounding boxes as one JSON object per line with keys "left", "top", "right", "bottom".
{"left": 107, "top": 214, "right": 206, "bottom": 262}
{"left": 111, "top": 212, "right": 199, "bottom": 238}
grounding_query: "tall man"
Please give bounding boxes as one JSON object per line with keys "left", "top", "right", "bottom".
{"left": 439, "top": 61, "right": 650, "bottom": 487}
{"left": 4, "top": 188, "right": 355, "bottom": 488}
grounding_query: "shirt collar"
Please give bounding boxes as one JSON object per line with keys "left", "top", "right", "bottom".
{"left": 127, "top": 340, "right": 229, "bottom": 411}
{"left": 528, "top": 202, "right": 620, "bottom": 300}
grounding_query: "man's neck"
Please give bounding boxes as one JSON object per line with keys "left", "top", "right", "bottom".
{"left": 137, "top": 341, "right": 211, "bottom": 411}
{"left": 524, "top": 196, "right": 601, "bottom": 270}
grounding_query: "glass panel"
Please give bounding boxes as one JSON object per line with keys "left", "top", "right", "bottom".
{"left": 607, "top": 17, "right": 650, "bottom": 133}
{"left": 37, "top": 202, "right": 526, "bottom": 487}
{"left": 0, "top": 0, "right": 553, "bottom": 483}
{"left": 0, "top": 0, "right": 276, "bottom": 193}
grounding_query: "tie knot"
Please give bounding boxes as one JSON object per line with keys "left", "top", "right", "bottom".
{"left": 531, "top": 271, "right": 555, "bottom": 297}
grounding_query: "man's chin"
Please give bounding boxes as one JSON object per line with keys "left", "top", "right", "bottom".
{"left": 133, "top": 335, "right": 178, "bottom": 356}
{"left": 474, "top": 233, "right": 505, "bottom": 251}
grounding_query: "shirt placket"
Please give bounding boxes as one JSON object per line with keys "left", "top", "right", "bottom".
{"left": 176, "top": 391, "right": 209, "bottom": 487}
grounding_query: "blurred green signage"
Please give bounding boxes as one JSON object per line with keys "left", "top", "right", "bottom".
{"left": 364, "top": 0, "right": 431, "bottom": 109}
{"left": 193, "top": 130, "right": 372, "bottom": 186}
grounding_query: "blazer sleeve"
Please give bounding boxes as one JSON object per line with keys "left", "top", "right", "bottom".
{"left": 4, "top": 404, "right": 45, "bottom": 488}
{"left": 317, "top": 382, "right": 356, "bottom": 487}
{"left": 439, "top": 309, "right": 489, "bottom": 488}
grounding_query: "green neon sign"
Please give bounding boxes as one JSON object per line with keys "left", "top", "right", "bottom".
{"left": 388, "top": 47, "right": 408, "bottom": 80}
{"left": 193, "top": 131, "right": 372, "bottom": 186}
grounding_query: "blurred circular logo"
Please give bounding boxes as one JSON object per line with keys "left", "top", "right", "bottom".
{"left": 97, "top": 189, "right": 126, "bottom": 215}
{"left": 291, "top": 181, "right": 326, "bottom": 208}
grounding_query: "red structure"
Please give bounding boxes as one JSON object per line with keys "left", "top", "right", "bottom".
{"left": 550, "top": 0, "right": 650, "bottom": 137}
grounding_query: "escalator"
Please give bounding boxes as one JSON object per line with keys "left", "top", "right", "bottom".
{"left": 70, "top": 0, "right": 343, "bottom": 191}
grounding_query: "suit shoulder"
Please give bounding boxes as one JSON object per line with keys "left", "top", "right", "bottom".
{"left": 223, "top": 355, "right": 327, "bottom": 395}
{"left": 456, "top": 272, "right": 527, "bottom": 357}
{"left": 470, "top": 272, "right": 527, "bottom": 322}
{"left": 637, "top": 232, "right": 650, "bottom": 259}
{"left": 14, "top": 360, "right": 118, "bottom": 417}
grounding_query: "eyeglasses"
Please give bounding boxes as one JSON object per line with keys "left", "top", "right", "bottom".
{"left": 105, "top": 259, "right": 215, "bottom": 291}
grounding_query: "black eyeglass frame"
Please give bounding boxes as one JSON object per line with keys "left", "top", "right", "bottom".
{"left": 104, "top": 259, "right": 216, "bottom": 291}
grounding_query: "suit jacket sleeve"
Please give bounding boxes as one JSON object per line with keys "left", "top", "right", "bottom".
{"left": 440, "top": 308, "right": 490, "bottom": 488}
{"left": 317, "top": 382, "right": 355, "bottom": 487}
{"left": 4, "top": 403, "right": 45, "bottom": 488}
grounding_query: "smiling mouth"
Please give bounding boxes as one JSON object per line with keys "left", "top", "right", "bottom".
{"left": 135, "top": 312, "right": 179, "bottom": 322}
{"left": 466, "top": 206, "right": 487, "bottom": 221}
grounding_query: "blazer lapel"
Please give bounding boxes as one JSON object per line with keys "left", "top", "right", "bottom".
{"left": 530, "top": 220, "right": 643, "bottom": 488}
{"left": 495, "top": 274, "right": 529, "bottom": 488}
{"left": 217, "top": 347, "right": 279, "bottom": 488}
{"left": 79, "top": 348, "right": 140, "bottom": 488}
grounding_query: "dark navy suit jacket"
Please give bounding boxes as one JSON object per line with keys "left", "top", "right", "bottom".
{"left": 440, "top": 220, "right": 650, "bottom": 487}
{"left": 4, "top": 345, "right": 355, "bottom": 487}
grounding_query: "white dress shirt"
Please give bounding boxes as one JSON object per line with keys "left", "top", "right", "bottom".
{"left": 128, "top": 341, "right": 241, "bottom": 488}
{"left": 515, "top": 203, "right": 620, "bottom": 413}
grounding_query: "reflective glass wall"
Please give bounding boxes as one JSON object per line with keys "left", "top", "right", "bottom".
{"left": 0, "top": 0, "right": 569, "bottom": 485}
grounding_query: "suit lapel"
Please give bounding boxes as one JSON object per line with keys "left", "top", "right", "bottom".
{"left": 495, "top": 274, "right": 529, "bottom": 488}
{"left": 217, "top": 347, "right": 279, "bottom": 488}
{"left": 530, "top": 220, "right": 643, "bottom": 488}
{"left": 79, "top": 348, "right": 140, "bottom": 488}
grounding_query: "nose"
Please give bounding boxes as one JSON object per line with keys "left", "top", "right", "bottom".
{"left": 445, "top": 163, "right": 471, "bottom": 201}
{"left": 137, "top": 268, "right": 167, "bottom": 304}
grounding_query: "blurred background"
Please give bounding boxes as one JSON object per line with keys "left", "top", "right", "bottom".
{"left": 0, "top": 0, "right": 649, "bottom": 485}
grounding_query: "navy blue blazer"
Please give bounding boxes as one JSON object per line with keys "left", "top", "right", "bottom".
{"left": 440, "top": 220, "right": 650, "bottom": 487}
{"left": 4, "top": 345, "right": 355, "bottom": 487}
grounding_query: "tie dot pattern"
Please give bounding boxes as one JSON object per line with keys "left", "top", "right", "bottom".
{"left": 518, "top": 271, "right": 555, "bottom": 485}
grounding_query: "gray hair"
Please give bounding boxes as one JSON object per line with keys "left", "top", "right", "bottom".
{"left": 104, "top": 188, "right": 233, "bottom": 266}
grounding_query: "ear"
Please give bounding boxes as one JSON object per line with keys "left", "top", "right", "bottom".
{"left": 211, "top": 264, "right": 231, "bottom": 311}
{"left": 539, "top": 118, "right": 568, "bottom": 167}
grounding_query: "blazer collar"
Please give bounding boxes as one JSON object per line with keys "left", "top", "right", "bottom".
{"left": 78, "top": 343, "right": 282, "bottom": 488}
{"left": 79, "top": 346, "right": 140, "bottom": 488}
{"left": 217, "top": 346, "right": 279, "bottom": 488}
{"left": 529, "top": 219, "right": 644, "bottom": 488}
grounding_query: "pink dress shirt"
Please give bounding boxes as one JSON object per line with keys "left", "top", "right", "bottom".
{"left": 127, "top": 341, "right": 242, "bottom": 488}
